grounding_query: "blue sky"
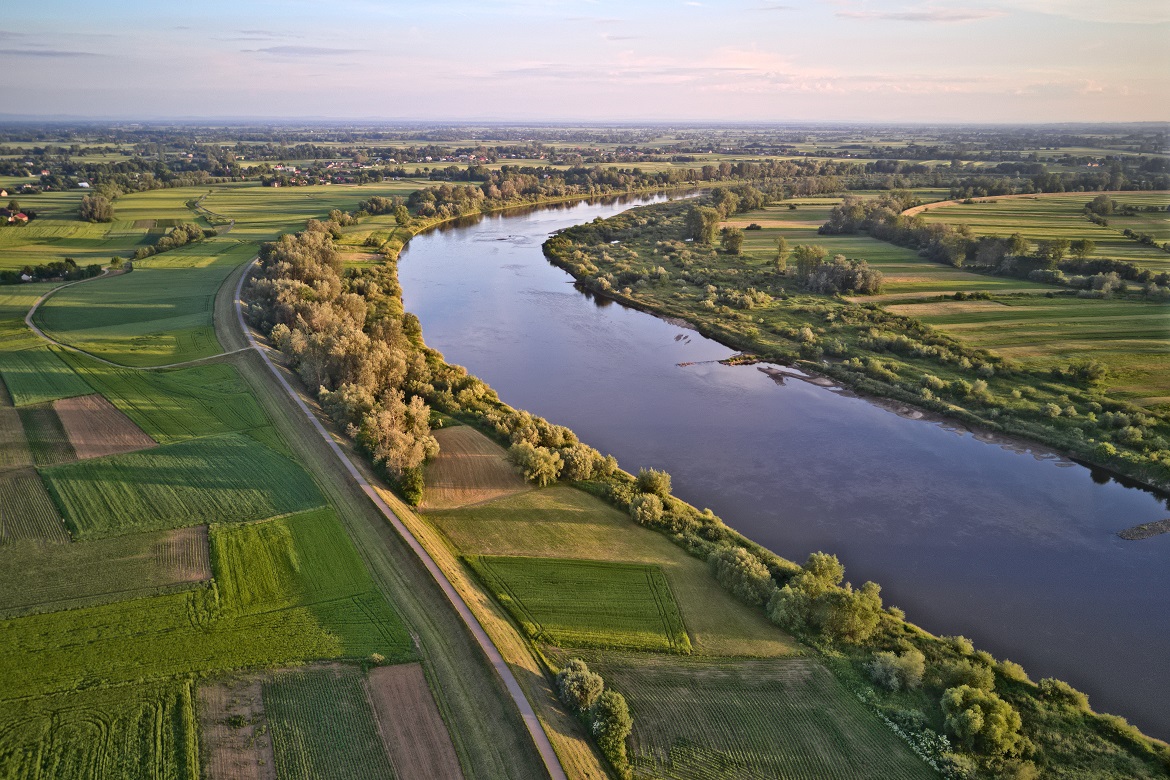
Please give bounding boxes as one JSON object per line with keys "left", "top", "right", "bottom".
{"left": 2, "top": 0, "right": 1167, "bottom": 122}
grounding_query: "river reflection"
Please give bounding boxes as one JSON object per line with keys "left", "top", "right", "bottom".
{"left": 399, "top": 195, "right": 1170, "bottom": 738}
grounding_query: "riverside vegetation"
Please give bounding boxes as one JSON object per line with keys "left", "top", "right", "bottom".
{"left": 243, "top": 177, "right": 1170, "bottom": 779}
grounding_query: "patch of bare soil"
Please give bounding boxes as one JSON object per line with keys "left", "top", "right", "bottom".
{"left": 366, "top": 663, "right": 464, "bottom": 780}
{"left": 198, "top": 678, "right": 277, "bottom": 780}
{"left": 53, "top": 394, "right": 157, "bottom": 459}
{"left": 422, "top": 425, "right": 529, "bottom": 510}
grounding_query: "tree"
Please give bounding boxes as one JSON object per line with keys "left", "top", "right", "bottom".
{"left": 791, "top": 244, "right": 828, "bottom": 278}
{"left": 941, "top": 685, "right": 1025, "bottom": 758}
{"left": 635, "top": 467, "right": 671, "bottom": 498}
{"left": 1007, "top": 233, "right": 1029, "bottom": 257}
{"left": 6, "top": 200, "right": 19, "bottom": 212}
{"left": 721, "top": 227, "right": 744, "bottom": 255}
{"left": 557, "top": 659, "right": 604, "bottom": 713}
{"left": 630, "top": 493, "right": 664, "bottom": 525}
{"left": 394, "top": 204, "right": 411, "bottom": 227}
{"left": 775, "top": 236, "right": 790, "bottom": 273}
{"left": 508, "top": 441, "right": 563, "bottom": 486}
{"left": 686, "top": 206, "right": 721, "bottom": 245}
{"left": 708, "top": 547, "right": 775, "bottom": 606}
{"left": 869, "top": 649, "right": 926, "bottom": 691}
{"left": 1070, "top": 238, "right": 1096, "bottom": 260}
{"left": 589, "top": 690, "right": 633, "bottom": 770}
{"left": 79, "top": 195, "right": 114, "bottom": 223}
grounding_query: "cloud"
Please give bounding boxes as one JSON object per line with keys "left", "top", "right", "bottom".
{"left": 837, "top": 8, "right": 1003, "bottom": 23}
{"left": 245, "top": 46, "right": 362, "bottom": 56}
{"left": 751, "top": 3, "right": 795, "bottom": 10}
{"left": 0, "top": 48, "right": 100, "bottom": 58}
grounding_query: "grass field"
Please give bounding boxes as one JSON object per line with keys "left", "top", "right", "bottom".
{"left": 64, "top": 357, "right": 278, "bottom": 446}
{"left": 581, "top": 652, "right": 937, "bottom": 780}
{"left": 0, "top": 345, "right": 93, "bottom": 406}
{"left": 32, "top": 242, "right": 258, "bottom": 366}
{"left": 42, "top": 432, "right": 324, "bottom": 539}
{"left": 0, "top": 680, "right": 200, "bottom": 780}
{"left": 426, "top": 481, "right": 794, "bottom": 657}
{"left": 918, "top": 193, "right": 1170, "bottom": 272}
{"left": 468, "top": 554, "right": 692, "bottom": 653}
{"left": 17, "top": 403, "right": 76, "bottom": 465}
{"left": 422, "top": 424, "right": 529, "bottom": 509}
{"left": 263, "top": 666, "right": 397, "bottom": 780}
{"left": 0, "top": 467, "right": 69, "bottom": 544}
{"left": 0, "top": 525, "right": 210, "bottom": 618}
{"left": 889, "top": 295, "right": 1170, "bottom": 408}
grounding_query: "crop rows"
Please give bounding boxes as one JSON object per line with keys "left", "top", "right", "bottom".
{"left": 42, "top": 432, "right": 325, "bottom": 539}
{"left": 0, "top": 405, "right": 32, "bottom": 470}
{"left": 468, "top": 555, "right": 691, "bottom": 653}
{"left": 0, "top": 467, "right": 69, "bottom": 544}
{"left": 0, "top": 346, "right": 93, "bottom": 407}
{"left": 0, "top": 680, "right": 200, "bottom": 780}
{"left": 263, "top": 667, "right": 397, "bottom": 780}
{"left": 17, "top": 403, "right": 76, "bottom": 466}
{"left": 585, "top": 654, "right": 935, "bottom": 780}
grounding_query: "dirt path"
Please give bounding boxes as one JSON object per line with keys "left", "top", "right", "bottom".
{"left": 230, "top": 259, "right": 567, "bottom": 780}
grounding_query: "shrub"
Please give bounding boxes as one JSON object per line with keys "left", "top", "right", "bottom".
{"left": 941, "top": 685, "right": 1025, "bottom": 758}
{"left": 629, "top": 493, "right": 664, "bottom": 525}
{"left": 938, "top": 659, "right": 995, "bottom": 692}
{"left": 589, "top": 690, "right": 633, "bottom": 775}
{"left": 708, "top": 547, "right": 776, "bottom": 606}
{"left": 635, "top": 467, "right": 672, "bottom": 498}
{"left": 1038, "top": 677, "right": 1090, "bottom": 712}
{"left": 869, "top": 648, "right": 926, "bottom": 691}
{"left": 508, "top": 442, "right": 563, "bottom": 486}
{"left": 557, "top": 659, "right": 604, "bottom": 714}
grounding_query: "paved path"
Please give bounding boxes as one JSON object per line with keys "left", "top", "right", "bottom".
{"left": 231, "top": 259, "right": 568, "bottom": 780}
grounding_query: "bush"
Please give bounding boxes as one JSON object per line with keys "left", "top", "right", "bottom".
{"left": 938, "top": 659, "right": 995, "bottom": 692}
{"left": 1038, "top": 677, "right": 1090, "bottom": 712}
{"left": 556, "top": 659, "right": 604, "bottom": 714}
{"left": 630, "top": 493, "right": 664, "bottom": 525}
{"left": 941, "top": 685, "right": 1025, "bottom": 758}
{"left": 589, "top": 690, "right": 633, "bottom": 775}
{"left": 635, "top": 467, "right": 672, "bottom": 498}
{"left": 708, "top": 546, "right": 776, "bottom": 606}
{"left": 508, "top": 442, "right": 563, "bottom": 486}
{"left": 869, "top": 648, "right": 925, "bottom": 691}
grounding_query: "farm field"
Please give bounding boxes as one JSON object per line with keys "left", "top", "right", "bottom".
{"left": 425, "top": 480, "right": 794, "bottom": 657}
{"left": 579, "top": 652, "right": 937, "bottom": 780}
{"left": 0, "top": 404, "right": 32, "bottom": 470}
{"left": 0, "top": 467, "right": 69, "bottom": 544}
{"left": 17, "top": 403, "right": 76, "bottom": 465}
{"left": 263, "top": 666, "right": 397, "bottom": 780}
{"left": 422, "top": 423, "right": 530, "bottom": 509}
{"left": 42, "top": 432, "right": 325, "bottom": 539}
{"left": 889, "top": 295, "right": 1170, "bottom": 408}
{"left": 54, "top": 393, "right": 157, "bottom": 459}
{"left": 366, "top": 663, "right": 465, "bottom": 780}
{"left": 0, "top": 680, "right": 200, "bottom": 780}
{"left": 198, "top": 677, "right": 277, "bottom": 780}
{"left": 467, "top": 554, "right": 692, "bottom": 653}
{"left": 918, "top": 192, "right": 1170, "bottom": 272}
{"left": 0, "top": 345, "right": 93, "bottom": 406}
{"left": 0, "top": 525, "right": 210, "bottom": 617}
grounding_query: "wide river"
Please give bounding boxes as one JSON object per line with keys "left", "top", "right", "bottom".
{"left": 399, "top": 195, "right": 1170, "bottom": 738}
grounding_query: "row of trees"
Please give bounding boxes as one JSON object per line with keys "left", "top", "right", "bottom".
{"left": 0, "top": 257, "right": 102, "bottom": 285}
{"left": 555, "top": 660, "right": 633, "bottom": 778}
{"left": 133, "top": 222, "right": 209, "bottom": 259}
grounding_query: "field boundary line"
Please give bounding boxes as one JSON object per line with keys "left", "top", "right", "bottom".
{"left": 232, "top": 258, "right": 567, "bottom": 780}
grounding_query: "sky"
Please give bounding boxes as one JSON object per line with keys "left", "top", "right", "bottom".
{"left": 2, "top": 0, "right": 1168, "bottom": 123}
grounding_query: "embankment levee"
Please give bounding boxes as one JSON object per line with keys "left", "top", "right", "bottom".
{"left": 540, "top": 226, "right": 1170, "bottom": 501}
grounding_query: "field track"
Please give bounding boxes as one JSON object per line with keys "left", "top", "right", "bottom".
{"left": 231, "top": 258, "right": 566, "bottom": 780}
{"left": 367, "top": 663, "right": 465, "bottom": 780}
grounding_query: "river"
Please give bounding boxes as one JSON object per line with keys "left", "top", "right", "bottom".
{"left": 398, "top": 195, "right": 1170, "bottom": 739}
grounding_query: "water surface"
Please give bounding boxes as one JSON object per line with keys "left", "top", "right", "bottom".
{"left": 400, "top": 196, "right": 1170, "bottom": 738}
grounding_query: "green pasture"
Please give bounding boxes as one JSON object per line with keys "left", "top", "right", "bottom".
{"left": 919, "top": 193, "right": 1170, "bottom": 272}
{"left": 581, "top": 653, "right": 937, "bottom": 780}
{"left": 889, "top": 295, "right": 1170, "bottom": 408}
{"left": 467, "top": 555, "right": 691, "bottom": 653}
{"left": 0, "top": 680, "right": 199, "bottom": 780}
{"left": 264, "top": 667, "right": 396, "bottom": 780}
{"left": 426, "top": 482, "right": 794, "bottom": 657}
{"left": 42, "top": 433, "right": 324, "bottom": 539}
{"left": 0, "top": 526, "right": 208, "bottom": 618}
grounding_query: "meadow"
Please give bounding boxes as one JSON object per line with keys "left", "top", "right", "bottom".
{"left": 918, "top": 192, "right": 1170, "bottom": 272}
{"left": 42, "top": 432, "right": 325, "bottom": 539}
{"left": 263, "top": 667, "right": 397, "bottom": 780}
{"left": 467, "top": 555, "right": 692, "bottom": 653}
{"left": 579, "top": 652, "right": 937, "bottom": 780}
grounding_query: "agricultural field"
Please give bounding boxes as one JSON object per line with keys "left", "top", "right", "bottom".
{"left": 918, "top": 192, "right": 1170, "bottom": 272}
{"left": 17, "top": 403, "right": 76, "bottom": 465}
{"left": 724, "top": 199, "right": 1048, "bottom": 303}
{"left": 889, "top": 295, "right": 1170, "bottom": 408}
{"left": 42, "top": 432, "right": 324, "bottom": 539}
{"left": 263, "top": 666, "right": 397, "bottom": 780}
{"left": 0, "top": 404, "right": 32, "bottom": 470}
{"left": 0, "top": 467, "right": 69, "bottom": 544}
{"left": 0, "top": 680, "right": 200, "bottom": 780}
{"left": 426, "top": 480, "right": 794, "bottom": 657}
{"left": 366, "top": 663, "right": 465, "bottom": 780}
{"left": 467, "top": 555, "right": 692, "bottom": 653}
{"left": 579, "top": 652, "right": 937, "bottom": 780}
{"left": 198, "top": 677, "right": 277, "bottom": 780}
{"left": 0, "top": 525, "right": 210, "bottom": 618}
{"left": 0, "top": 345, "right": 93, "bottom": 406}
{"left": 422, "top": 423, "right": 530, "bottom": 509}
{"left": 54, "top": 393, "right": 158, "bottom": 459}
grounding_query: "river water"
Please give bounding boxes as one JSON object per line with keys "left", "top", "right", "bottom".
{"left": 398, "top": 195, "right": 1170, "bottom": 738}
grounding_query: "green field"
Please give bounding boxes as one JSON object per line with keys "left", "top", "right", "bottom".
{"left": 0, "top": 467, "right": 69, "bottom": 544}
{"left": 0, "top": 346, "right": 93, "bottom": 406}
{"left": 42, "top": 433, "right": 324, "bottom": 539}
{"left": 0, "top": 526, "right": 208, "bottom": 618}
{"left": 17, "top": 403, "right": 76, "bottom": 465}
{"left": 889, "top": 295, "right": 1170, "bottom": 408}
{"left": 581, "top": 653, "right": 937, "bottom": 780}
{"left": 263, "top": 667, "right": 397, "bottom": 780}
{"left": 468, "top": 555, "right": 691, "bottom": 653}
{"left": 0, "top": 680, "right": 200, "bottom": 780}
{"left": 919, "top": 193, "right": 1170, "bottom": 272}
